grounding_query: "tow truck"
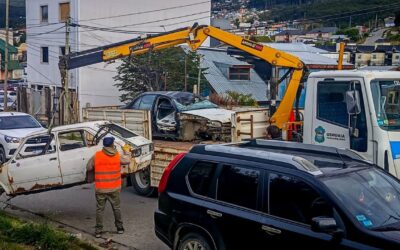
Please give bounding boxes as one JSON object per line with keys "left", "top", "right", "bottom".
{"left": 59, "top": 23, "right": 400, "bottom": 188}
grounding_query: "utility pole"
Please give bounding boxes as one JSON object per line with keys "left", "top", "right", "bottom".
{"left": 3, "top": 0, "right": 9, "bottom": 111}
{"left": 375, "top": 14, "right": 378, "bottom": 30}
{"left": 197, "top": 55, "right": 202, "bottom": 95}
{"left": 184, "top": 54, "right": 187, "bottom": 92}
{"left": 62, "top": 17, "right": 71, "bottom": 124}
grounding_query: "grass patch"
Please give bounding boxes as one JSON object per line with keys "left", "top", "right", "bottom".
{"left": 0, "top": 211, "right": 96, "bottom": 250}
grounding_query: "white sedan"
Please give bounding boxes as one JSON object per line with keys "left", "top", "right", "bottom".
{"left": 0, "top": 121, "right": 153, "bottom": 196}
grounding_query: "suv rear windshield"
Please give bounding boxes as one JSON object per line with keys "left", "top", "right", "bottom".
{"left": 0, "top": 115, "right": 41, "bottom": 129}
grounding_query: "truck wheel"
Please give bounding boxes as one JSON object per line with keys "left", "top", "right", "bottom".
{"left": 130, "top": 166, "right": 156, "bottom": 197}
{"left": 0, "top": 147, "right": 6, "bottom": 164}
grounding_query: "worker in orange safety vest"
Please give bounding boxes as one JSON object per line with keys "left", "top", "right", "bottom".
{"left": 92, "top": 136, "right": 131, "bottom": 238}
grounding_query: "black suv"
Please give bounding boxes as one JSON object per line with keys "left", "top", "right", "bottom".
{"left": 155, "top": 139, "right": 400, "bottom": 250}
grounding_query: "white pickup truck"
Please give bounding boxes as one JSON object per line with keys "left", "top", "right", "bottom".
{"left": 0, "top": 121, "right": 153, "bottom": 196}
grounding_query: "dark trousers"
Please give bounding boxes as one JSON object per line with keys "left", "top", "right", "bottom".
{"left": 95, "top": 190, "right": 123, "bottom": 233}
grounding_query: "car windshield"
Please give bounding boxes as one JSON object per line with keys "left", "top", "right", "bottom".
{"left": 174, "top": 98, "right": 218, "bottom": 111}
{"left": 0, "top": 115, "right": 41, "bottom": 129}
{"left": 371, "top": 79, "right": 400, "bottom": 131}
{"left": 322, "top": 168, "right": 400, "bottom": 231}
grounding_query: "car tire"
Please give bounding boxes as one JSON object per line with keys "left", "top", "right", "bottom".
{"left": 0, "top": 146, "right": 6, "bottom": 164}
{"left": 130, "top": 166, "right": 156, "bottom": 197}
{"left": 178, "top": 233, "right": 212, "bottom": 250}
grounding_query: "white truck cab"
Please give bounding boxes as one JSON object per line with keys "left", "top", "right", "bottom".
{"left": 304, "top": 70, "right": 400, "bottom": 178}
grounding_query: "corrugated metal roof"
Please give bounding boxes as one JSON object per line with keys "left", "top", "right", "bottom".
{"left": 196, "top": 48, "right": 267, "bottom": 102}
{"left": 262, "top": 43, "right": 352, "bottom": 66}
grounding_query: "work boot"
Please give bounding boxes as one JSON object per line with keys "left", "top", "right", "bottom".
{"left": 117, "top": 227, "right": 124, "bottom": 234}
{"left": 95, "top": 231, "right": 102, "bottom": 238}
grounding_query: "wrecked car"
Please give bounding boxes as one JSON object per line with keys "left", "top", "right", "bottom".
{"left": 0, "top": 121, "right": 153, "bottom": 196}
{"left": 123, "top": 91, "right": 234, "bottom": 141}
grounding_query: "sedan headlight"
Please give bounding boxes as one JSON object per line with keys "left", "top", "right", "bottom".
{"left": 4, "top": 135, "right": 20, "bottom": 143}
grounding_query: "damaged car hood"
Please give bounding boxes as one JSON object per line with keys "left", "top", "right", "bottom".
{"left": 181, "top": 108, "right": 234, "bottom": 123}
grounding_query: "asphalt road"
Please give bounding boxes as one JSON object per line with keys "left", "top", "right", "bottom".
{"left": 0, "top": 184, "right": 168, "bottom": 250}
{"left": 363, "top": 28, "right": 387, "bottom": 45}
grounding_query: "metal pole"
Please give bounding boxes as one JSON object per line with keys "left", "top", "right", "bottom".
{"left": 197, "top": 55, "right": 202, "bottom": 95}
{"left": 63, "top": 17, "right": 71, "bottom": 124}
{"left": 3, "top": 0, "right": 9, "bottom": 110}
{"left": 184, "top": 54, "right": 187, "bottom": 91}
{"left": 338, "top": 42, "right": 345, "bottom": 70}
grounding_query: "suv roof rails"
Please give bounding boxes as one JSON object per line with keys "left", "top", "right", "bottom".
{"left": 190, "top": 143, "right": 324, "bottom": 176}
{"left": 241, "top": 139, "right": 368, "bottom": 163}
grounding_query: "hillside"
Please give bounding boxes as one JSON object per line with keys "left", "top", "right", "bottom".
{"left": 257, "top": 0, "right": 399, "bottom": 27}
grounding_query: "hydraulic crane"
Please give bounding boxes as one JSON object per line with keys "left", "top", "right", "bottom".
{"left": 59, "top": 23, "right": 305, "bottom": 130}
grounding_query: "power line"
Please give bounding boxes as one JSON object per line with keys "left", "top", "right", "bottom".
{"left": 295, "top": 2, "right": 400, "bottom": 23}
{"left": 77, "top": 1, "right": 211, "bottom": 22}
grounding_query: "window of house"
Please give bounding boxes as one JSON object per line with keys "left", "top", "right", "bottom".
{"left": 40, "top": 5, "right": 48, "bottom": 23}
{"left": 59, "top": 2, "right": 70, "bottom": 22}
{"left": 41, "top": 47, "right": 49, "bottom": 63}
{"left": 229, "top": 67, "right": 251, "bottom": 80}
{"left": 188, "top": 161, "right": 217, "bottom": 197}
{"left": 269, "top": 173, "right": 332, "bottom": 225}
{"left": 396, "top": 55, "right": 400, "bottom": 60}
{"left": 216, "top": 165, "right": 260, "bottom": 210}
{"left": 58, "top": 130, "right": 86, "bottom": 151}
{"left": 357, "top": 54, "right": 362, "bottom": 59}
{"left": 372, "top": 54, "right": 377, "bottom": 59}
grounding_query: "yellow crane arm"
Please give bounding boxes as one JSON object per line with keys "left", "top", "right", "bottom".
{"left": 72, "top": 24, "right": 305, "bottom": 129}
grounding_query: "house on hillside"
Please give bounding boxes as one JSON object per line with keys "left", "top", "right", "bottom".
{"left": 385, "top": 17, "right": 395, "bottom": 28}
{"left": 353, "top": 46, "right": 375, "bottom": 67}
{"left": 306, "top": 27, "right": 337, "bottom": 41}
{"left": 274, "top": 30, "right": 306, "bottom": 43}
{"left": 0, "top": 39, "right": 23, "bottom": 80}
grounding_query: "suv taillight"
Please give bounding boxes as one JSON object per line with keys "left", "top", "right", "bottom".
{"left": 158, "top": 153, "right": 186, "bottom": 194}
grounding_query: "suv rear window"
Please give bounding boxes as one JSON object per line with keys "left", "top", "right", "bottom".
{"left": 217, "top": 165, "right": 260, "bottom": 210}
{"left": 188, "top": 161, "right": 217, "bottom": 197}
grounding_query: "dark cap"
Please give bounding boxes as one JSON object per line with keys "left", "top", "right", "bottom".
{"left": 103, "top": 137, "right": 115, "bottom": 147}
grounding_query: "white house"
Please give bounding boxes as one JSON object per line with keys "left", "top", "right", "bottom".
{"left": 26, "top": 0, "right": 211, "bottom": 118}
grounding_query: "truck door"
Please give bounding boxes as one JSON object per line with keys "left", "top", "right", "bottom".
{"left": 8, "top": 134, "right": 62, "bottom": 194}
{"left": 312, "top": 79, "right": 368, "bottom": 154}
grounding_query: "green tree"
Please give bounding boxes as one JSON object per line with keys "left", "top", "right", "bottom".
{"left": 336, "top": 28, "right": 360, "bottom": 42}
{"left": 395, "top": 11, "right": 400, "bottom": 27}
{"left": 114, "top": 47, "right": 206, "bottom": 102}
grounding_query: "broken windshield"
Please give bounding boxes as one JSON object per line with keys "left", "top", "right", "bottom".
{"left": 174, "top": 99, "right": 218, "bottom": 111}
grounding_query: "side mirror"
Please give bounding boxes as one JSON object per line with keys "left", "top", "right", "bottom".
{"left": 311, "top": 217, "right": 345, "bottom": 239}
{"left": 311, "top": 217, "right": 338, "bottom": 233}
{"left": 345, "top": 90, "right": 361, "bottom": 115}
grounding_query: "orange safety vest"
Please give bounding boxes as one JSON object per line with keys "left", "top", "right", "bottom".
{"left": 94, "top": 150, "right": 122, "bottom": 191}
